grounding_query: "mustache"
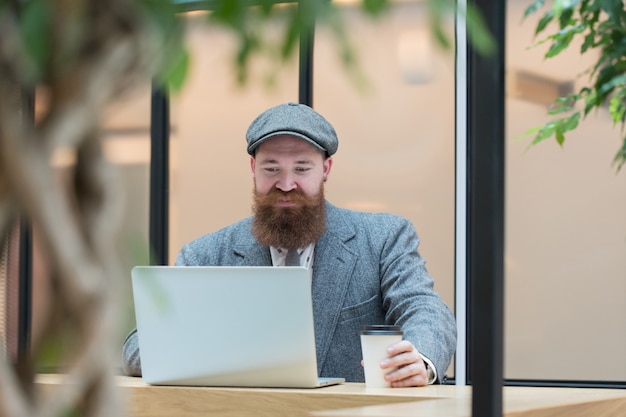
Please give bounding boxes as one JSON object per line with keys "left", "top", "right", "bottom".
{"left": 254, "top": 188, "right": 314, "bottom": 207}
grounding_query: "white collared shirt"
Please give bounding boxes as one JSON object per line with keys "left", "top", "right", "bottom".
{"left": 270, "top": 243, "right": 315, "bottom": 269}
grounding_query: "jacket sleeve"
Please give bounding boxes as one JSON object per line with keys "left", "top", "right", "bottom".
{"left": 121, "top": 328, "right": 142, "bottom": 376}
{"left": 378, "top": 215, "right": 457, "bottom": 382}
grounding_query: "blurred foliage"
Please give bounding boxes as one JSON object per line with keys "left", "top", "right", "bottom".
{"left": 0, "top": 0, "right": 188, "bottom": 91}
{"left": 520, "top": 0, "right": 626, "bottom": 171}
{"left": 1, "top": 0, "right": 495, "bottom": 90}
{"left": 195, "top": 0, "right": 495, "bottom": 84}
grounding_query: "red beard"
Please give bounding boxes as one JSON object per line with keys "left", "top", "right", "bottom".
{"left": 252, "top": 186, "right": 326, "bottom": 248}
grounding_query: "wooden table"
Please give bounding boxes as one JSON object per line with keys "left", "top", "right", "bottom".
{"left": 35, "top": 374, "right": 626, "bottom": 417}
{"left": 312, "top": 385, "right": 626, "bottom": 417}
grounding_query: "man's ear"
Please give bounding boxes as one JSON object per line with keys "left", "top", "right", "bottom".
{"left": 250, "top": 156, "right": 256, "bottom": 178}
{"left": 323, "top": 157, "right": 333, "bottom": 180}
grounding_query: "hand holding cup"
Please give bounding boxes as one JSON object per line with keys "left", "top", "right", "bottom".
{"left": 360, "top": 325, "right": 404, "bottom": 388}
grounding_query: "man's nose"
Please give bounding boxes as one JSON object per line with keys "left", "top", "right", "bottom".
{"left": 275, "top": 172, "right": 297, "bottom": 192}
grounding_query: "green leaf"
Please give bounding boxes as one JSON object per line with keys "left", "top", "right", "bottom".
{"left": 547, "top": 93, "right": 579, "bottom": 115}
{"left": 584, "top": 90, "right": 601, "bottom": 115}
{"left": 599, "top": 0, "right": 625, "bottom": 19}
{"left": 529, "top": 112, "right": 580, "bottom": 147}
{"left": 608, "top": 92, "right": 626, "bottom": 125}
{"left": 561, "top": 111, "right": 581, "bottom": 131}
{"left": 465, "top": 3, "right": 496, "bottom": 56}
{"left": 211, "top": 0, "right": 244, "bottom": 28}
{"left": 140, "top": 0, "right": 187, "bottom": 88}
{"left": 425, "top": 1, "right": 493, "bottom": 55}
{"left": 579, "top": 86, "right": 592, "bottom": 96}
{"left": 598, "top": 73, "right": 626, "bottom": 95}
{"left": 36, "top": 334, "right": 65, "bottom": 369}
{"left": 532, "top": 121, "right": 558, "bottom": 145}
{"left": 166, "top": 48, "right": 190, "bottom": 92}
{"left": 612, "top": 136, "right": 626, "bottom": 172}
{"left": 281, "top": 8, "right": 302, "bottom": 60}
{"left": 63, "top": 410, "right": 81, "bottom": 417}
{"left": 426, "top": 0, "right": 456, "bottom": 16}
{"left": 258, "top": 0, "right": 275, "bottom": 16}
{"left": 19, "top": 0, "right": 51, "bottom": 79}
{"left": 553, "top": 0, "right": 583, "bottom": 16}
{"left": 544, "top": 24, "right": 585, "bottom": 57}
{"left": 431, "top": 22, "right": 452, "bottom": 50}
{"left": 558, "top": 7, "right": 575, "bottom": 29}
{"left": 535, "top": 11, "right": 554, "bottom": 35}
{"left": 581, "top": 32, "right": 596, "bottom": 53}
{"left": 545, "top": 35, "right": 572, "bottom": 57}
{"left": 362, "top": 0, "right": 389, "bottom": 16}
{"left": 555, "top": 128, "right": 565, "bottom": 146}
{"left": 142, "top": 0, "right": 182, "bottom": 36}
{"left": 515, "top": 125, "right": 542, "bottom": 142}
{"left": 524, "top": 0, "right": 546, "bottom": 17}
{"left": 235, "top": 34, "right": 254, "bottom": 84}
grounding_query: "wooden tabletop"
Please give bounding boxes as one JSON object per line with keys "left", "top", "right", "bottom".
{"left": 312, "top": 385, "right": 626, "bottom": 417}
{"left": 35, "top": 374, "right": 626, "bottom": 417}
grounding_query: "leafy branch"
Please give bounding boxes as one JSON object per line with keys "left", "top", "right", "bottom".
{"left": 520, "top": 0, "right": 626, "bottom": 171}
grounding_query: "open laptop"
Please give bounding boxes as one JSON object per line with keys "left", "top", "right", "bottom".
{"left": 131, "top": 265, "right": 344, "bottom": 388}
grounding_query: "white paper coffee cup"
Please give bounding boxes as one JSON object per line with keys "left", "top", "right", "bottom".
{"left": 360, "top": 325, "right": 404, "bottom": 388}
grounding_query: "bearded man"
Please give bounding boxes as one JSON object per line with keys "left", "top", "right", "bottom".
{"left": 122, "top": 102, "right": 456, "bottom": 387}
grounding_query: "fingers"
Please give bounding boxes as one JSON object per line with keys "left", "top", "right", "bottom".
{"left": 380, "top": 341, "right": 429, "bottom": 387}
{"left": 381, "top": 340, "right": 420, "bottom": 369}
{"left": 385, "top": 340, "right": 415, "bottom": 356}
{"left": 386, "top": 361, "right": 429, "bottom": 387}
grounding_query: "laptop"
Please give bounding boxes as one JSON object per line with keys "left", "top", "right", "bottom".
{"left": 131, "top": 265, "right": 345, "bottom": 388}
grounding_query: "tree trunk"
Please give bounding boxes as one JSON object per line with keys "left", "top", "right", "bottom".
{"left": 0, "top": 1, "right": 165, "bottom": 415}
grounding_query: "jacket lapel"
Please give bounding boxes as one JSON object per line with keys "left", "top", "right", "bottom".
{"left": 311, "top": 203, "right": 358, "bottom": 371}
{"left": 233, "top": 231, "right": 273, "bottom": 266}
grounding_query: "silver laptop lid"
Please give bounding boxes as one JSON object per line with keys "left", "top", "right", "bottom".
{"left": 131, "top": 265, "right": 334, "bottom": 388}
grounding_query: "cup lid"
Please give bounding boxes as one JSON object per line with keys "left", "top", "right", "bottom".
{"left": 360, "top": 325, "right": 403, "bottom": 335}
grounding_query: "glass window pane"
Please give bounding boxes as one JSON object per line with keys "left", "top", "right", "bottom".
{"left": 505, "top": 0, "right": 626, "bottom": 381}
{"left": 169, "top": 4, "right": 457, "bottom": 379}
{"left": 314, "top": 2, "right": 457, "bottom": 377}
{"left": 101, "top": 86, "right": 153, "bottom": 365}
{"left": 169, "top": 11, "right": 299, "bottom": 262}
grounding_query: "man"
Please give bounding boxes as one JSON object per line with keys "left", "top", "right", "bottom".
{"left": 123, "top": 102, "right": 456, "bottom": 386}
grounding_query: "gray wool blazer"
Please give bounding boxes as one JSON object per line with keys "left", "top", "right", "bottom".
{"left": 122, "top": 201, "right": 457, "bottom": 382}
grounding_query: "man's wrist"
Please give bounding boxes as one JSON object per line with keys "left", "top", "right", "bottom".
{"left": 420, "top": 355, "right": 437, "bottom": 384}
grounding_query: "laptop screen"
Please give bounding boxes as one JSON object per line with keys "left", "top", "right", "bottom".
{"left": 131, "top": 265, "right": 340, "bottom": 388}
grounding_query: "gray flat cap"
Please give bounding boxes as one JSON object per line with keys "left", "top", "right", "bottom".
{"left": 246, "top": 102, "right": 338, "bottom": 156}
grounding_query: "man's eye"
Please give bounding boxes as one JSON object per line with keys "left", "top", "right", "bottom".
{"left": 264, "top": 167, "right": 279, "bottom": 173}
{"left": 295, "top": 167, "right": 310, "bottom": 173}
